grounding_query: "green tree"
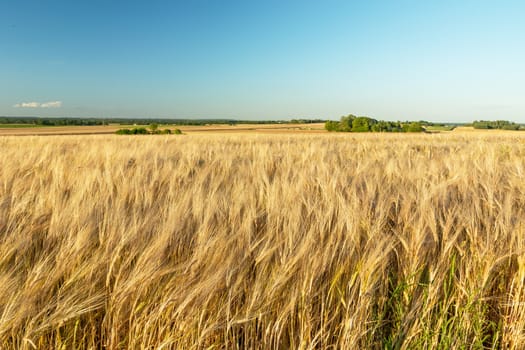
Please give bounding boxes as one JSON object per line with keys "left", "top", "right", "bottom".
{"left": 339, "top": 115, "right": 355, "bottom": 132}
{"left": 149, "top": 123, "right": 159, "bottom": 132}
{"left": 404, "top": 122, "right": 424, "bottom": 132}
{"left": 115, "top": 129, "right": 132, "bottom": 135}
{"left": 352, "top": 117, "right": 375, "bottom": 132}
{"left": 324, "top": 121, "right": 340, "bottom": 132}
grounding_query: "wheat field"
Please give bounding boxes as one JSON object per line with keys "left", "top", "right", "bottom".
{"left": 1, "top": 133, "right": 525, "bottom": 349}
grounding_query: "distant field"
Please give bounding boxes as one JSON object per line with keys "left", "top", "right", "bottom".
{"left": 0, "top": 124, "right": 47, "bottom": 128}
{"left": 2, "top": 123, "right": 524, "bottom": 136}
{"left": 0, "top": 123, "right": 326, "bottom": 136}
{"left": 2, "top": 133, "right": 525, "bottom": 348}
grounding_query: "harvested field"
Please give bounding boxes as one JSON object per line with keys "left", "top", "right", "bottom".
{"left": 0, "top": 123, "right": 326, "bottom": 136}
{"left": 1, "top": 133, "right": 525, "bottom": 348}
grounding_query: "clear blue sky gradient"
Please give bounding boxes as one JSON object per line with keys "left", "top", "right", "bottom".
{"left": 1, "top": 0, "right": 524, "bottom": 121}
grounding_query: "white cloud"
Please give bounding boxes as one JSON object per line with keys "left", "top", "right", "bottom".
{"left": 14, "top": 102, "right": 41, "bottom": 108}
{"left": 41, "top": 101, "right": 62, "bottom": 108}
{"left": 13, "top": 101, "right": 62, "bottom": 108}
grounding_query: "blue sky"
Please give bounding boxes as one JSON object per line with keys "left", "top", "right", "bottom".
{"left": 1, "top": 0, "right": 524, "bottom": 122}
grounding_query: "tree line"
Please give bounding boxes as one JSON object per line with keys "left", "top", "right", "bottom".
{"left": 115, "top": 124, "right": 182, "bottom": 135}
{"left": 325, "top": 115, "right": 425, "bottom": 132}
{"left": 471, "top": 120, "right": 522, "bottom": 130}
{"left": 0, "top": 116, "right": 325, "bottom": 126}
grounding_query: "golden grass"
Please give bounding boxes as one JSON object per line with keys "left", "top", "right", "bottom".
{"left": 1, "top": 133, "right": 525, "bottom": 348}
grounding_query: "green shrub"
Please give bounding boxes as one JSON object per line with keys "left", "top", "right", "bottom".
{"left": 149, "top": 123, "right": 159, "bottom": 132}
{"left": 116, "top": 127, "right": 182, "bottom": 135}
{"left": 324, "top": 121, "right": 340, "bottom": 132}
{"left": 404, "top": 122, "right": 424, "bottom": 132}
{"left": 501, "top": 124, "right": 520, "bottom": 130}
{"left": 132, "top": 128, "right": 148, "bottom": 134}
{"left": 352, "top": 117, "right": 376, "bottom": 132}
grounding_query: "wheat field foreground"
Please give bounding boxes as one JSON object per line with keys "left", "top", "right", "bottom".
{"left": 1, "top": 134, "right": 525, "bottom": 349}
